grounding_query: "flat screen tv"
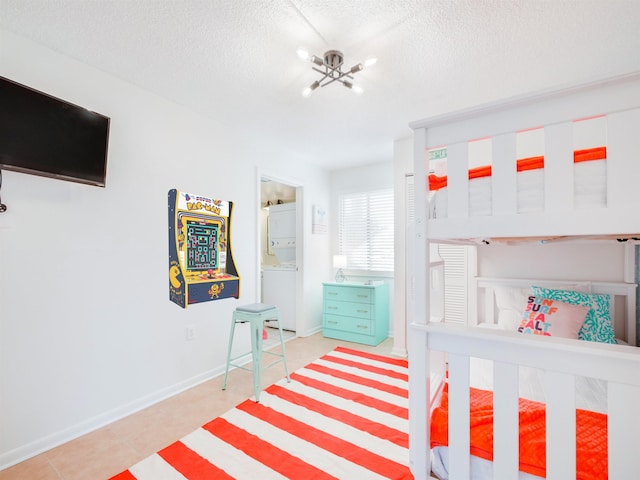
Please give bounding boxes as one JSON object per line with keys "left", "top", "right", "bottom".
{"left": 0, "top": 76, "right": 110, "bottom": 187}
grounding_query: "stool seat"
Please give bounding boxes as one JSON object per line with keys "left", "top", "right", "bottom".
{"left": 235, "top": 303, "right": 278, "bottom": 313}
{"left": 222, "top": 303, "right": 290, "bottom": 402}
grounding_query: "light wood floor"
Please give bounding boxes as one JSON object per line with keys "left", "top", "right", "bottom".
{"left": 0, "top": 333, "right": 397, "bottom": 480}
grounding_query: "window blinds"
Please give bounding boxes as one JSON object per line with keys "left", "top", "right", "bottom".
{"left": 338, "top": 188, "right": 394, "bottom": 272}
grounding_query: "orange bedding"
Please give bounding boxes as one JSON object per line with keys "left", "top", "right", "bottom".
{"left": 430, "top": 385, "right": 608, "bottom": 479}
{"left": 428, "top": 146, "right": 606, "bottom": 192}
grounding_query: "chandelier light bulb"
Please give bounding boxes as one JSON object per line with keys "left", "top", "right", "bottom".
{"left": 302, "top": 80, "right": 320, "bottom": 98}
{"left": 353, "top": 85, "right": 364, "bottom": 95}
{"left": 296, "top": 48, "right": 310, "bottom": 61}
{"left": 364, "top": 57, "right": 378, "bottom": 67}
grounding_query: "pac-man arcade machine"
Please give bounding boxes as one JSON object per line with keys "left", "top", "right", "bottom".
{"left": 168, "top": 189, "right": 240, "bottom": 308}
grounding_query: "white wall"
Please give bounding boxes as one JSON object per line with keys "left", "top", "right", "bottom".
{"left": 330, "top": 161, "right": 395, "bottom": 335}
{"left": 392, "top": 136, "right": 413, "bottom": 356}
{"left": 0, "top": 29, "right": 330, "bottom": 468}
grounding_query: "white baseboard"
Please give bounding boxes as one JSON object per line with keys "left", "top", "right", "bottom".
{"left": 299, "top": 325, "right": 323, "bottom": 336}
{"left": 0, "top": 354, "right": 253, "bottom": 471}
{"left": 391, "top": 346, "right": 408, "bottom": 358}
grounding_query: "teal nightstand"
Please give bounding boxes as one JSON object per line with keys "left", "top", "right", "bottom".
{"left": 322, "top": 282, "right": 389, "bottom": 346}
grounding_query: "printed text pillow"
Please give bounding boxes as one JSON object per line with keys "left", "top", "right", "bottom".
{"left": 531, "top": 286, "right": 616, "bottom": 344}
{"left": 518, "top": 296, "right": 589, "bottom": 339}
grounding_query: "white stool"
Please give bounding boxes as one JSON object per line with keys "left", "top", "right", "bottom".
{"left": 222, "top": 303, "right": 290, "bottom": 402}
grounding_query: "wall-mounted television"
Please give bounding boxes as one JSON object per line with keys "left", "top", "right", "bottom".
{"left": 0, "top": 76, "right": 110, "bottom": 187}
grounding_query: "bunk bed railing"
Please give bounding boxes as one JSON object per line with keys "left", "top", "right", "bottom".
{"left": 425, "top": 106, "right": 640, "bottom": 241}
{"left": 410, "top": 73, "right": 640, "bottom": 242}
{"left": 409, "top": 322, "right": 640, "bottom": 480}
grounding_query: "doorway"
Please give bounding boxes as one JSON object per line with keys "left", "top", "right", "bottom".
{"left": 259, "top": 173, "right": 303, "bottom": 335}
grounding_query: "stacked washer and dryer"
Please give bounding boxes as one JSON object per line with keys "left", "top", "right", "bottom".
{"left": 262, "top": 202, "right": 297, "bottom": 331}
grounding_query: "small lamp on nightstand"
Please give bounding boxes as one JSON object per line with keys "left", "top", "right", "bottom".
{"left": 333, "top": 255, "right": 347, "bottom": 283}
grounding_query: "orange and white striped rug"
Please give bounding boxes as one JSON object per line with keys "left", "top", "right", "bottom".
{"left": 110, "top": 346, "right": 412, "bottom": 480}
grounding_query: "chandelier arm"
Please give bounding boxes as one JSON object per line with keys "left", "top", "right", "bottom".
{"left": 320, "top": 76, "right": 355, "bottom": 88}
{"left": 311, "top": 66, "right": 332, "bottom": 76}
{"left": 311, "top": 69, "right": 332, "bottom": 84}
{"left": 313, "top": 64, "right": 343, "bottom": 77}
{"left": 326, "top": 71, "right": 354, "bottom": 83}
{"left": 320, "top": 77, "right": 342, "bottom": 87}
{"left": 312, "top": 68, "right": 355, "bottom": 86}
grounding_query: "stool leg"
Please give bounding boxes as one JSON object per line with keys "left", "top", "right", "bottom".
{"left": 276, "top": 310, "right": 291, "bottom": 383}
{"left": 222, "top": 313, "right": 238, "bottom": 391}
{"left": 249, "top": 317, "right": 263, "bottom": 402}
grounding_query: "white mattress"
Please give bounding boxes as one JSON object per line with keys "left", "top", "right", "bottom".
{"left": 431, "top": 447, "right": 543, "bottom": 480}
{"left": 517, "top": 169, "right": 544, "bottom": 213}
{"left": 468, "top": 353, "right": 607, "bottom": 413}
{"left": 429, "top": 159, "right": 607, "bottom": 219}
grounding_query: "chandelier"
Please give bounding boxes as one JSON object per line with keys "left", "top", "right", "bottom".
{"left": 297, "top": 48, "right": 377, "bottom": 97}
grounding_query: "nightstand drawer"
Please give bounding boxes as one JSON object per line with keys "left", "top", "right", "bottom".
{"left": 324, "top": 285, "right": 373, "bottom": 303}
{"left": 324, "top": 314, "right": 373, "bottom": 335}
{"left": 324, "top": 299, "right": 372, "bottom": 319}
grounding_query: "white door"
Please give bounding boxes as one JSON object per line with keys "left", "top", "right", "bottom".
{"left": 262, "top": 268, "right": 296, "bottom": 331}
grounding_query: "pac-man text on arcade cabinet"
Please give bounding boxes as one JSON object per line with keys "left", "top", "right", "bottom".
{"left": 168, "top": 189, "right": 240, "bottom": 308}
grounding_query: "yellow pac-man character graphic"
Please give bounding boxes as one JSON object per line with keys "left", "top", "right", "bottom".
{"left": 209, "top": 282, "right": 224, "bottom": 298}
{"left": 169, "top": 265, "right": 182, "bottom": 288}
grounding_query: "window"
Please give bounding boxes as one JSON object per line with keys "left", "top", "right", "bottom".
{"left": 338, "top": 188, "right": 394, "bottom": 272}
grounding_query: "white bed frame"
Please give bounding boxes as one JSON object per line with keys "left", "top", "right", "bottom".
{"left": 408, "top": 72, "right": 640, "bottom": 480}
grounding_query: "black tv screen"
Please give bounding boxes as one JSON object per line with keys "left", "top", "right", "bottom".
{"left": 0, "top": 76, "right": 110, "bottom": 187}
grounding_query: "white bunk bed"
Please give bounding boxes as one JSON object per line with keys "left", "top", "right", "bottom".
{"left": 408, "top": 72, "right": 640, "bottom": 480}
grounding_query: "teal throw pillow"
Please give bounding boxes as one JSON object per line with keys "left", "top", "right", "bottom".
{"left": 531, "top": 286, "right": 616, "bottom": 344}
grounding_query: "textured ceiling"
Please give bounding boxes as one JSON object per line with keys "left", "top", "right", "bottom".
{"left": 2, "top": 0, "right": 640, "bottom": 170}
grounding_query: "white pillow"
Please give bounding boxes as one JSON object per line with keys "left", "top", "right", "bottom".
{"left": 498, "top": 310, "right": 523, "bottom": 331}
{"left": 493, "top": 286, "right": 532, "bottom": 330}
{"left": 476, "top": 322, "right": 506, "bottom": 330}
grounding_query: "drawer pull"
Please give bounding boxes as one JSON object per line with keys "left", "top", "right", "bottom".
{"left": 357, "top": 309, "right": 369, "bottom": 314}
{"left": 356, "top": 294, "right": 368, "bottom": 298}
{"left": 357, "top": 325, "right": 369, "bottom": 329}
{"left": 328, "top": 306, "right": 338, "bottom": 310}
{"left": 327, "top": 320, "right": 338, "bottom": 325}
{"left": 328, "top": 292, "right": 338, "bottom": 295}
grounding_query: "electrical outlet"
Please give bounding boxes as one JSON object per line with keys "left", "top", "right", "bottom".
{"left": 185, "top": 326, "right": 196, "bottom": 341}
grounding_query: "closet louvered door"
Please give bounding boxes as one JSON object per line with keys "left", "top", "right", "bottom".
{"left": 405, "top": 174, "right": 471, "bottom": 325}
{"left": 437, "top": 244, "right": 469, "bottom": 326}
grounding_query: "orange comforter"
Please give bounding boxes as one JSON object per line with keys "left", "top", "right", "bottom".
{"left": 430, "top": 386, "right": 608, "bottom": 479}
{"left": 428, "top": 146, "right": 606, "bottom": 191}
